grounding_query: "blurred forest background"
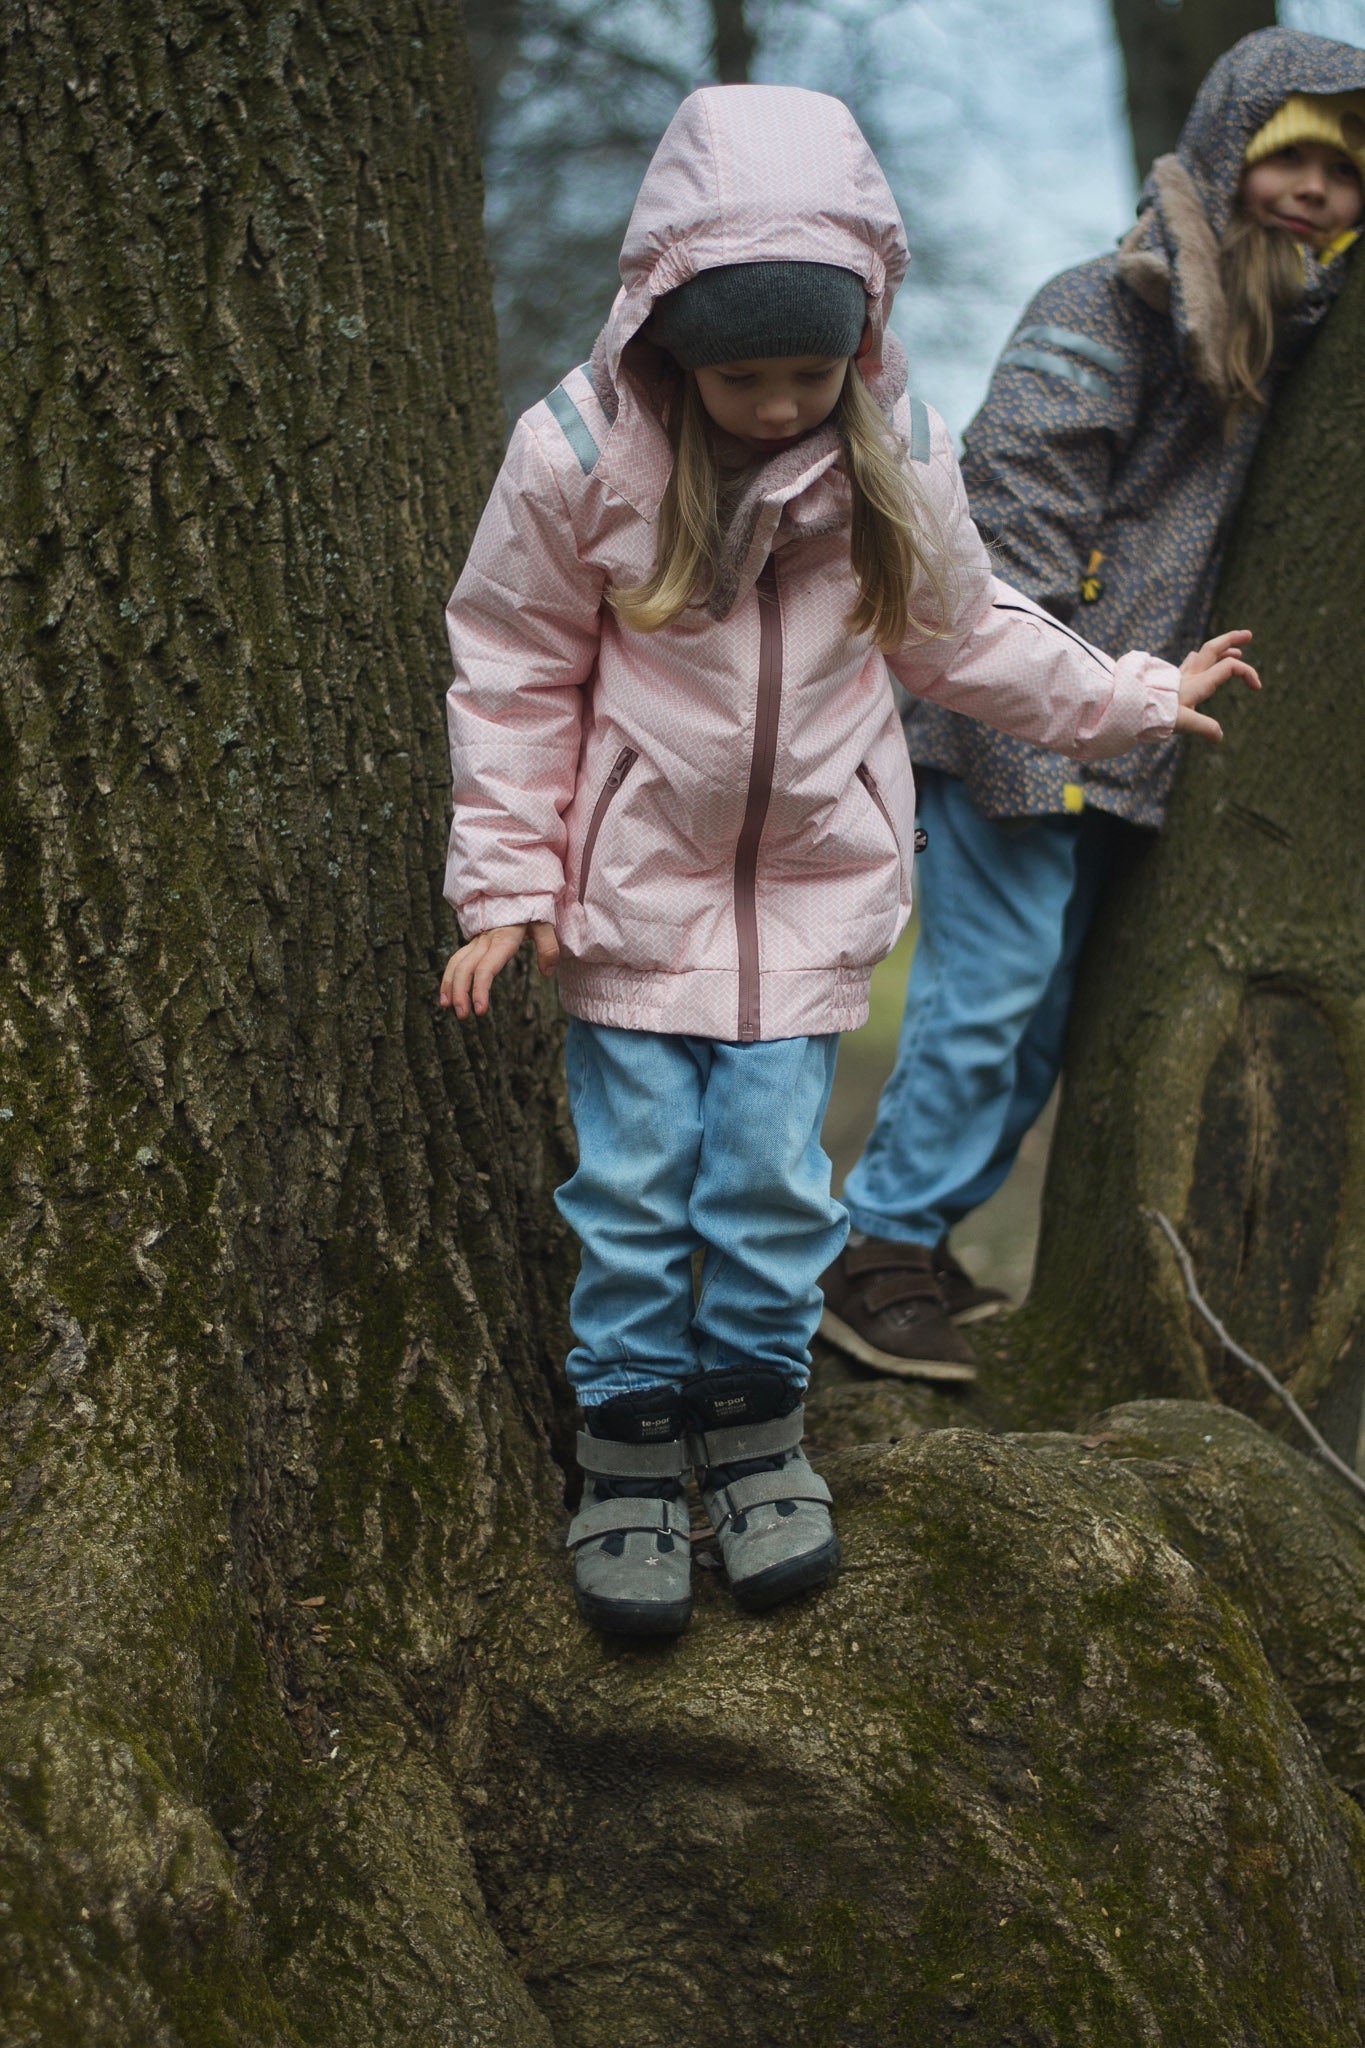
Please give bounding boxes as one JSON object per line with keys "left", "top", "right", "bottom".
{"left": 468, "top": 0, "right": 1364, "bottom": 1300}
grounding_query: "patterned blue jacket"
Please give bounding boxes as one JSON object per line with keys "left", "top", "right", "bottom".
{"left": 905, "top": 26, "right": 1365, "bottom": 827}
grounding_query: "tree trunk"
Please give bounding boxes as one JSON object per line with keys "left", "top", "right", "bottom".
{"left": 1011, "top": 254, "right": 1365, "bottom": 1472}
{"left": 0, "top": 2, "right": 573, "bottom": 2039}
{"left": 465, "top": 0, "right": 525, "bottom": 141}
{"left": 1109, "top": 0, "right": 1276, "bottom": 179}
{"left": 709, "top": 0, "right": 756, "bottom": 84}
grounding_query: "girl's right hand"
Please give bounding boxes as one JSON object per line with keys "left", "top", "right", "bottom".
{"left": 1174, "top": 627, "right": 1260, "bottom": 742}
{"left": 439, "top": 923, "right": 560, "bottom": 1019}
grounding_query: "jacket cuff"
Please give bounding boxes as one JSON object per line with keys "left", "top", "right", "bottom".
{"left": 1072, "top": 650, "right": 1179, "bottom": 757}
{"left": 455, "top": 893, "right": 559, "bottom": 937}
{"left": 1127, "top": 653, "right": 1180, "bottom": 741}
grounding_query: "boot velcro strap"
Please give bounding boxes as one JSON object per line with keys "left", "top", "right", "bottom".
{"left": 861, "top": 1270, "right": 941, "bottom": 1314}
{"left": 843, "top": 1242, "right": 934, "bottom": 1278}
{"left": 687, "top": 1406, "right": 805, "bottom": 1469}
{"left": 703, "top": 1458, "right": 833, "bottom": 1531}
{"left": 841, "top": 1243, "right": 940, "bottom": 1314}
{"left": 566, "top": 1495, "right": 692, "bottom": 1549}
{"left": 575, "top": 1430, "right": 691, "bottom": 1480}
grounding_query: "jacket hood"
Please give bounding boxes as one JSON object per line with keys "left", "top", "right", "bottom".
{"left": 605, "top": 85, "right": 908, "bottom": 381}
{"left": 1117, "top": 27, "right": 1365, "bottom": 395}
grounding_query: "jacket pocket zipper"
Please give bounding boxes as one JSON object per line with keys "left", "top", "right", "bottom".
{"left": 856, "top": 762, "right": 926, "bottom": 857}
{"left": 578, "top": 746, "right": 638, "bottom": 905}
{"left": 855, "top": 762, "right": 899, "bottom": 843}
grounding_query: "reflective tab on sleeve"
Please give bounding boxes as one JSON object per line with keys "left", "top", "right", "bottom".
{"left": 999, "top": 347, "right": 1109, "bottom": 397}
{"left": 545, "top": 380, "right": 601, "bottom": 474}
{"left": 907, "top": 394, "right": 931, "bottom": 463}
{"left": 1013, "top": 324, "right": 1124, "bottom": 375}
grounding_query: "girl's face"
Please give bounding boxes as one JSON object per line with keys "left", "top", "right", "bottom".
{"left": 692, "top": 356, "right": 850, "bottom": 453}
{"left": 1239, "top": 142, "right": 1363, "bottom": 249}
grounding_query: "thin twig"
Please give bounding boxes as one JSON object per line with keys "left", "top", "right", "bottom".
{"left": 1143, "top": 1208, "right": 1365, "bottom": 1505}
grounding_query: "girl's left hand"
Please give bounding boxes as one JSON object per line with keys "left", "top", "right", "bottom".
{"left": 439, "top": 922, "right": 560, "bottom": 1020}
{"left": 1175, "top": 628, "right": 1261, "bottom": 742}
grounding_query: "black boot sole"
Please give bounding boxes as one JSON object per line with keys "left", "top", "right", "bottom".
{"left": 574, "top": 1586, "right": 693, "bottom": 1637}
{"left": 731, "top": 1534, "right": 842, "bottom": 1614}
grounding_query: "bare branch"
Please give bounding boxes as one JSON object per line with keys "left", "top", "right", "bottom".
{"left": 1108, "top": 0, "right": 1276, "bottom": 178}
{"left": 1143, "top": 1209, "right": 1365, "bottom": 1504}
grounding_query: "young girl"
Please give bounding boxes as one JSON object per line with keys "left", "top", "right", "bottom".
{"left": 439, "top": 84, "right": 1257, "bottom": 1637}
{"left": 826, "top": 28, "right": 1365, "bottom": 1381}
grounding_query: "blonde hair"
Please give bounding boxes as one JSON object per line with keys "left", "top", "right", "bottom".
{"left": 1218, "top": 214, "right": 1305, "bottom": 432}
{"left": 609, "top": 362, "right": 950, "bottom": 651}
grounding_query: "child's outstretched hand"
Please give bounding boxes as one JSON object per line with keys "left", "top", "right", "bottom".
{"left": 1175, "top": 628, "right": 1260, "bottom": 742}
{"left": 439, "top": 922, "right": 560, "bottom": 1019}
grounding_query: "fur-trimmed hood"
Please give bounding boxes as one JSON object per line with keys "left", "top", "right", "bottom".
{"left": 1117, "top": 26, "right": 1365, "bottom": 396}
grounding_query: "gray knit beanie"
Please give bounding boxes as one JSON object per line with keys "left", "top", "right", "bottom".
{"left": 644, "top": 261, "right": 867, "bottom": 367}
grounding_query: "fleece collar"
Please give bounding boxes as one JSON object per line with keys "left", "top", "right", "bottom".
{"left": 1117, "top": 153, "right": 1355, "bottom": 403}
{"left": 704, "top": 330, "right": 909, "bottom": 618}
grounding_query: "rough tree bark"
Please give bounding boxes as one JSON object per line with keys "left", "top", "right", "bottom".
{"left": 1008, "top": 253, "right": 1365, "bottom": 1472}
{"left": 1109, "top": 0, "right": 1276, "bottom": 179}
{"left": 0, "top": 3, "right": 574, "bottom": 2040}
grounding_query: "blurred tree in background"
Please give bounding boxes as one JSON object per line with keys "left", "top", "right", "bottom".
{"left": 464, "top": 0, "right": 977, "bottom": 423}
{"left": 471, "top": 2, "right": 1365, "bottom": 438}
{"left": 1110, "top": 0, "right": 1277, "bottom": 176}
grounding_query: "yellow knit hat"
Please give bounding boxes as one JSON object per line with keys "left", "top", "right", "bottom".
{"left": 1244, "top": 91, "right": 1365, "bottom": 179}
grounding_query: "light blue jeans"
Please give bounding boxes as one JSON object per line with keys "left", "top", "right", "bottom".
{"left": 842, "top": 770, "right": 1139, "bottom": 1246}
{"left": 557, "top": 1020, "right": 846, "bottom": 1406}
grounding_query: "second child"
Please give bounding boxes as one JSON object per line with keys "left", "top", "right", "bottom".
{"left": 825, "top": 28, "right": 1364, "bottom": 1379}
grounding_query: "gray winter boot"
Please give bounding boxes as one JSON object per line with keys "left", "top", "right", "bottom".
{"left": 683, "top": 1367, "right": 839, "bottom": 1613}
{"left": 567, "top": 1387, "right": 694, "bottom": 1637}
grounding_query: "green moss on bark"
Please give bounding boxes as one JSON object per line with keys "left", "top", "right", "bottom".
{"left": 465, "top": 1420, "right": 1365, "bottom": 2048}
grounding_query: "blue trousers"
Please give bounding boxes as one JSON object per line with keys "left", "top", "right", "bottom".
{"left": 842, "top": 770, "right": 1138, "bottom": 1246}
{"left": 556, "top": 1020, "right": 846, "bottom": 1405}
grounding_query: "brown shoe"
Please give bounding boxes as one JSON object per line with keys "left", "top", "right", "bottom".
{"left": 932, "top": 1239, "right": 1011, "bottom": 1325}
{"left": 819, "top": 1239, "right": 977, "bottom": 1382}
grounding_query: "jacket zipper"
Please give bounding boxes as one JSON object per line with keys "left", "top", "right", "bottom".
{"left": 734, "top": 558, "right": 782, "bottom": 1042}
{"left": 578, "top": 745, "right": 638, "bottom": 905}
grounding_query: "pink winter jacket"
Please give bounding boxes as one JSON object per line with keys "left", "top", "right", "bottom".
{"left": 445, "top": 85, "right": 1180, "bottom": 1042}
